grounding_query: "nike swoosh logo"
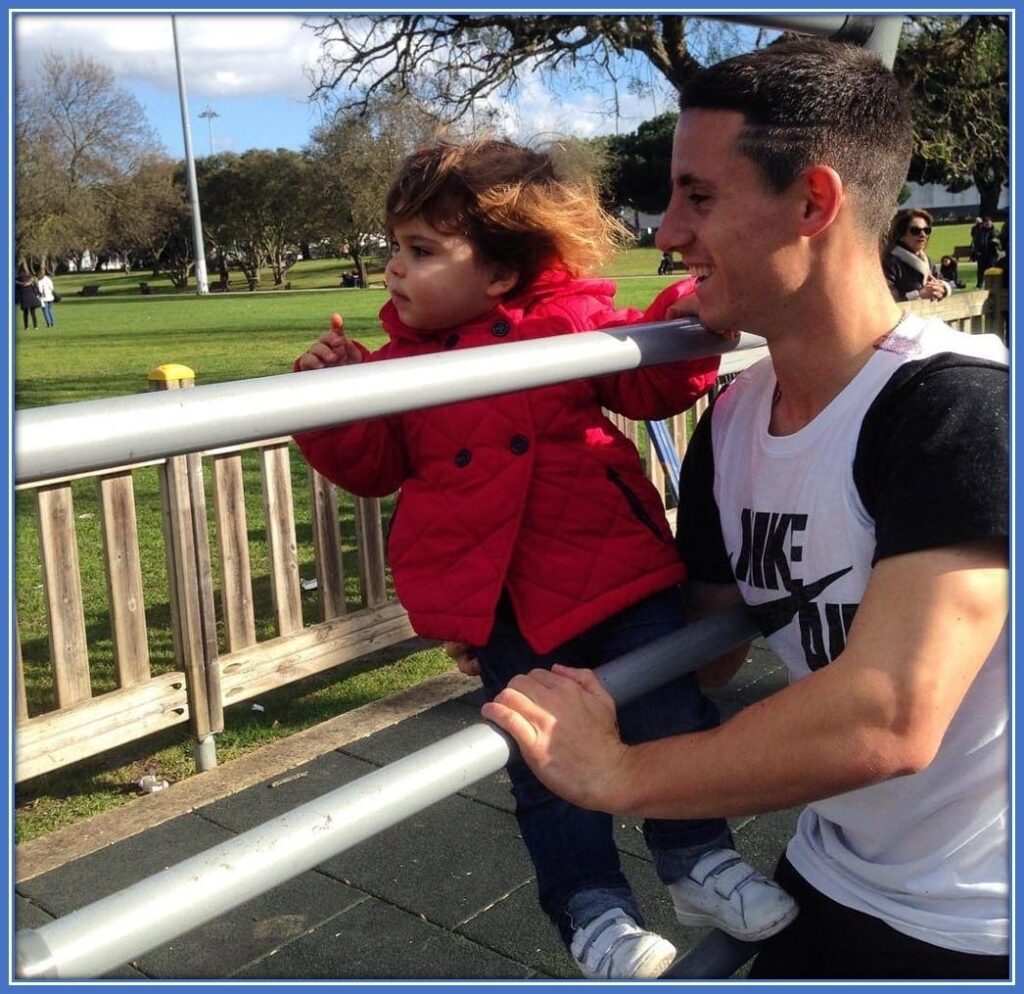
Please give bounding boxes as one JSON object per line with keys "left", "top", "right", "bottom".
{"left": 747, "top": 566, "right": 854, "bottom": 635}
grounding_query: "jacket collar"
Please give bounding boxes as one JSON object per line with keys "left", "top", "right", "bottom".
{"left": 379, "top": 266, "right": 616, "bottom": 343}
{"left": 891, "top": 244, "right": 932, "bottom": 280}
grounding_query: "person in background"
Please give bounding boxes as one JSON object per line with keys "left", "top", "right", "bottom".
{"left": 15, "top": 268, "right": 41, "bottom": 329}
{"left": 970, "top": 215, "right": 1000, "bottom": 287}
{"left": 938, "top": 254, "right": 965, "bottom": 289}
{"left": 35, "top": 267, "right": 56, "bottom": 327}
{"left": 292, "top": 137, "right": 795, "bottom": 980}
{"left": 883, "top": 208, "right": 952, "bottom": 301}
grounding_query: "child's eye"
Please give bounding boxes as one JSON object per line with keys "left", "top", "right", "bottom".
{"left": 411, "top": 246, "right": 429, "bottom": 258}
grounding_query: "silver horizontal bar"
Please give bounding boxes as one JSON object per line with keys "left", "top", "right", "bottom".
{"left": 15, "top": 321, "right": 766, "bottom": 485}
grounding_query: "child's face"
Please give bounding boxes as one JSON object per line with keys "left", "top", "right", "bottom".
{"left": 384, "top": 217, "right": 517, "bottom": 331}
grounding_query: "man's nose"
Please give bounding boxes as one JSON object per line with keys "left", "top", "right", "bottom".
{"left": 655, "top": 205, "right": 689, "bottom": 253}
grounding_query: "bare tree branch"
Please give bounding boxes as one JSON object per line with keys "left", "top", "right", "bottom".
{"left": 305, "top": 15, "right": 711, "bottom": 121}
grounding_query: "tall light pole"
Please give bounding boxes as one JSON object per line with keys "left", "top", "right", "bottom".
{"left": 198, "top": 105, "right": 219, "bottom": 157}
{"left": 171, "top": 15, "right": 209, "bottom": 295}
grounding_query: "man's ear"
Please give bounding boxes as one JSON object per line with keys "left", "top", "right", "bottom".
{"left": 799, "top": 165, "right": 844, "bottom": 236}
{"left": 487, "top": 266, "right": 520, "bottom": 299}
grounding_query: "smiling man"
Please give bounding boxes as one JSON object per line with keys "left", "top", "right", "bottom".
{"left": 482, "top": 39, "right": 1009, "bottom": 980}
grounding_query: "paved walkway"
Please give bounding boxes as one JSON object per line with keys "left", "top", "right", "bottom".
{"left": 15, "top": 642, "right": 798, "bottom": 982}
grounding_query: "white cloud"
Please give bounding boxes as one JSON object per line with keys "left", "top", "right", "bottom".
{"left": 13, "top": 13, "right": 322, "bottom": 100}
{"left": 481, "top": 64, "right": 676, "bottom": 144}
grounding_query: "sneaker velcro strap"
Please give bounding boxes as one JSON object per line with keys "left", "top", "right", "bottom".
{"left": 578, "top": 914, "right": 621, "bottom": 963}
{"left": 705, "top": 857, "right": 758, "bottom": 898}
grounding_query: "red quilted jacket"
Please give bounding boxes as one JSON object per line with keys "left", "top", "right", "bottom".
{"left": 294, "top": 268, "right": 719, "bottom": 652}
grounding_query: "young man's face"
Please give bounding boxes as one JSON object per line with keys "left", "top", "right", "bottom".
{"left": 384, "top": 217, "right": 513, "bottom": 331}
{"left": 656, "top": 110, "right": 802, "bottom": 335}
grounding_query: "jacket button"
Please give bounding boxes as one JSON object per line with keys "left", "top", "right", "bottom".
{"left": 444, "top": 333, "right": 460, "bottom": 350}
{"left": 509, "top": 434, "right": 529, "bottom": 455}
{"left": 454, "top": 449, "right": 472, "bottom": 467}
{"left": 491, "top": 320, "right": 511, "bottom": 337}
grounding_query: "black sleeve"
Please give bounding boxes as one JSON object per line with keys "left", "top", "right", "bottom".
{"left": 676, "top": 399, "right": 735, "bottom": 583}
{"left": 854, "top": 356, "right": 1009, "bottom": 564}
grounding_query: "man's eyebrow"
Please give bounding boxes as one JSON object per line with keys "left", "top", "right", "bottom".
{"left": 676, "top": 172, "right": 704, "bottom": 189}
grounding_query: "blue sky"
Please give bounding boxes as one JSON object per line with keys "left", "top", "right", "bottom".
{"left": 12, "top": 12, "right": 688, "bottom": 161}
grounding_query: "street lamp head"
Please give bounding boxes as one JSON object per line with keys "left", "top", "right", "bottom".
{"left": 198, "top": 106, "right": 220, "bottom": 156}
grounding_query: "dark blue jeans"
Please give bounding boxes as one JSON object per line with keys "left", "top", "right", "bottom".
{"left": 477, "top": 587, "right": 732, "bottom": 945}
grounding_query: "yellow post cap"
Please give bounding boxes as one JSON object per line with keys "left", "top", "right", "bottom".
{"left": 148, "top": 363, "right": 196, "bottom": 382}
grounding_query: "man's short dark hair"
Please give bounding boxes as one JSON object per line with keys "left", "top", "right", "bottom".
{"left": 679, "top": 38, "right": 912, "bottom": 237}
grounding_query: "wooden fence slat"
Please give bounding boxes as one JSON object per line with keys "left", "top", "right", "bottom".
{"left": 219, "top": 602, "right": 414, "bottom": 705}
{"left": 97, "top": 472, "right": 151, "bottom": 687}
{"left": 150, "top": 366, "right": 222, "bottom": 742}
{"left": 670, "top": 412, "right": 689, "bottom": 465}
{"left": 35, "top": 485, "right": 91, "bottom": 706}
{"left": 212, "top": 453, "right": 257, "bottom": 652}
{"left": 309, "top": 470, "right": 346, "bottom": 621}
{"left": 354, "top": 496, "right": 388, "bottom": 609}
{"left": 14, "top": 610, "right": 28, "bottom": 723}
{"left": 260, "top": 443, "right": 303, "bottom": 635}
{"left": 186, "top": 451, "right": 222, "bottom": 734}
{"left": 16, "top": 672, "right": 189, "bottom": 782}
{"left": 159, "top": 452, "right": 217, "bottom": 739}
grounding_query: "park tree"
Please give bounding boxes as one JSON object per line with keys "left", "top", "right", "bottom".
{"left": 200, "top": 149, "right": 313, "bottom": 286}
{"left": 15, "top": 97, "right": 75, "bottom": 266}
{"left": 895, "top": 15, "right": 1008, "bottom": 218}
{"left": 15, "top": 50, "right": 164, "bottom": 268}
{"left": 306, "top": 93, "right": 447, "bottom": 284}
{"left": 98, "top": 155, "right": 190, "bottom": 274}
{"left": 604, "top": 112, "right": 676, "bottom": 222}
{"left": 156, "top": 188, "right": 196, "bottom": 290}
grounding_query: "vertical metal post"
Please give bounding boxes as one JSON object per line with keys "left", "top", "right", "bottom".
{"left": 171, "top": 15, "right": 209, "bottom": 295}
{"left": 861, "top": 16, "right": 904, "bottom": 68}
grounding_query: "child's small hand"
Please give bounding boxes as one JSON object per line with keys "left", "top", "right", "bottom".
{"left": 296, "top": 313, "right": 364, "bottom": 370}
{"left": 444, "top": 641, "right": 481, "bottom": 677}
{"left": 664, "top": 298, "right": 740, "bottom": 340}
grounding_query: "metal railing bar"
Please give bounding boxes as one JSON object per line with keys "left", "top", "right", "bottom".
{"left": 15, "top": 323, "right": 766, "bottom": 486}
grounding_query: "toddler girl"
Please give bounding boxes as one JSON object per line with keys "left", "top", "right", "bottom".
{"left": 293, "top": 138, "right": 795, "bottom": 979}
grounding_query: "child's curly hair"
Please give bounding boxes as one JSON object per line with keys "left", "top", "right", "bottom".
{"left": 385, "top": 137, "right": 631, "bottom": 296}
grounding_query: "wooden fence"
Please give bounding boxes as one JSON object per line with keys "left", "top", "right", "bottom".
{"left": 13, "top": 283, "right": 1009, "bottom": 783}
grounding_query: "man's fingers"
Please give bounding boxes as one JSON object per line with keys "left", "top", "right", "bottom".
{"left": 330, "top": 312, "right": 344, "bottom": 334}
{"left": 550, "top": 663, "right": 612, "bottom": 700}
{"left": 482, "top": 696, "right": 540, "bottom": 747}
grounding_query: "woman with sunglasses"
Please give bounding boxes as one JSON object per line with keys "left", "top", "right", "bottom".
{"left": 883, "top": 208, "right": 953, "bottom": 302}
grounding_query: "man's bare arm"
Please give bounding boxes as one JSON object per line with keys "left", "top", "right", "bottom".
{"left": 483, "top": 540, "right": 1007, "bottom": 819}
